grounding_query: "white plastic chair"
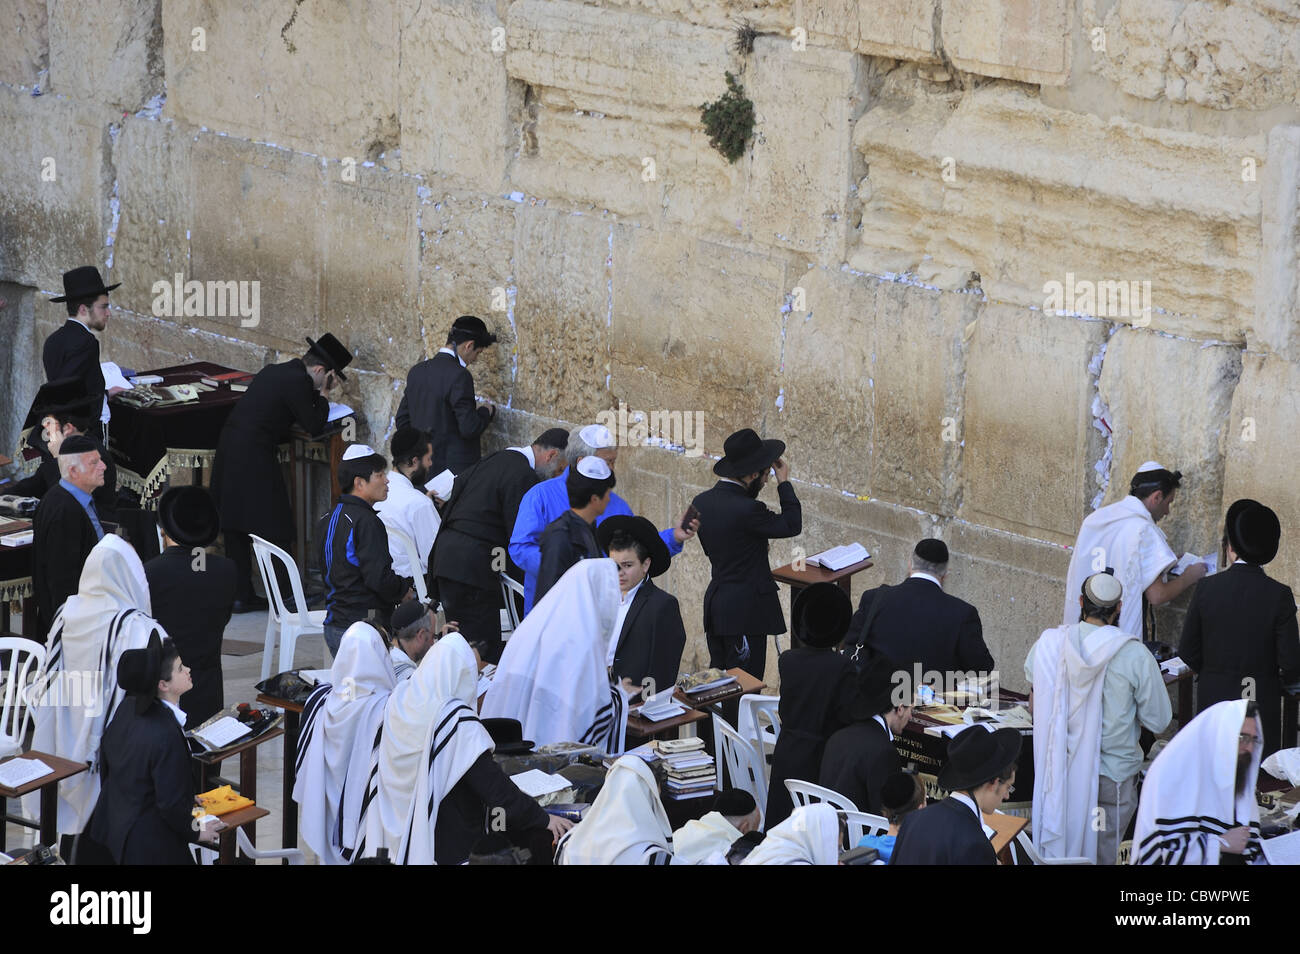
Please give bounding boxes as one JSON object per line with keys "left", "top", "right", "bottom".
{"left": 842, "top": 809, "right": 891, "bottom": 845}
{"left": 784, "top": 779, "right": 860, "bottom": 813}
{"left": 190, "top": 829, "right": 306, "bottom": 865}
{"left": 737, "top": 694, "right": 781, "bottom": 770}
{"left": 711, "top": 713, "right": 768, "bottom": 829}
{"left": 385, "top": 526, "right": 429, "bottom": 603}
{"left": 500, "top": 574, "right": 525, "bottom": 641}
{"left": 249, "top": 534, "right": 328, "bottom": 680}
{"left": 0, "top": 637, "right": 46, "bottom": 758}
{"left": 1011, "top": 829, "right": 1095, "bottom": 865}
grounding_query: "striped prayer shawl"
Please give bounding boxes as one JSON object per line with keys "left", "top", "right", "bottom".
{"left": 398, "top": 700, "right": 492, "bottom": 865}
{"left": 1134, "top": 815, "right": 1262, "bottom": 866}
{"left": 579, "top": 685, "right": 627, "bottom": 755}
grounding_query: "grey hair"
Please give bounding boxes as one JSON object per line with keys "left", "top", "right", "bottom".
{"left": 57, "top": 451, "right": 96, "bottom": 480}
{"left": 565, "top": 432, "right": 598, "bottom": 468}
{"left": 911, "top": 555, "right": 948, "bottom": 578}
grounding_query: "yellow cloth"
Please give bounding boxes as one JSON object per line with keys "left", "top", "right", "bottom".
{"left": 196, "top": 785, "right": 254, "bottom": 816}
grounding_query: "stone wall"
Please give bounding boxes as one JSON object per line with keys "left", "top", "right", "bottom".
{"left": 2, "top": 0, "right": 1299, "bottom": 692}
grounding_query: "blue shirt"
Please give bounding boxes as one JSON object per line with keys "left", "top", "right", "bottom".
{"left": 60, "top": 478, "right": 104, "bottom": 541}
{"left": 857, "top": 833, "right": 896, "bottom": 863}
{"left": 508, "top": 466, "right": 682, "bottom": 614}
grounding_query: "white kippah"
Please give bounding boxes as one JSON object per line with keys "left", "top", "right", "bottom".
{"left": 576, "top": 456, "right": 612, "bottom": 479}
{"left": 579, "top": 424, "right": 616, "bottom": 449}
{"left": 1083, "top": 572, "right": 1123, "bottom": 607}
{"left": 1136, "top": 460, "right": 1167, "bottom": 474}
{"left": 342, "top": 444, "right": 378, "bottom": 461}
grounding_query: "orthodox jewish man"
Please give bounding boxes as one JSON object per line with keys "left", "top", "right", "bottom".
{"left": 44, "top": 265, "right": 121, "bottom": 436}
{"left": 597, "top": 514, "right": 687, "bottom": 699}
{"left": 144, "top": 486, "right": 238, "bottom": 728}
{"left": 210, "top": 333, "right": 352, "bottom": 612}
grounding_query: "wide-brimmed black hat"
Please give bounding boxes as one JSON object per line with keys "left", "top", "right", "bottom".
{"left": 481, "top": 717, "right": 534, "bottom": 756}
{"left": 597, "top": 514, "right": 671, "bottom": 578}
{"left": 938, "top": 725, "right": 1022, "bottom": 792}
{"left": 23, "top": 377, "right": 98, "bottom": 430}
{"left": 450, "top": 314, "right": 498, "bottom": 347}
{"left": 713, "top": 428, "right": 784, "bottom": 479}
{"left": 157, "top": 486, "right": 220, "bottom": 548}
{"left": 50, "top": 265, "right": 120, "bottom": 303}
{"left": 791, "top": 582, "right": 852, "bottom": 649}
{"left": 118, "top": 630, "right": 163, "bottom": 714}
{"left": 304, "top": 332, "right": 353, "bottom": 381}
{"left": 1225, "top": 498, "right": 1281, "bottom": 565}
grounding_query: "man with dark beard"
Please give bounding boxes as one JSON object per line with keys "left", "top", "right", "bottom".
{"left": 375, "top": 427, "right": 441, "bottom": 580}
{"left": 691, "top": 428, "right": 801, "bottom": 680}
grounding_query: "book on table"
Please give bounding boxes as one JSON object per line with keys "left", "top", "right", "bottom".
{"left": 806, "top": 542, "right": 871, "bottom": 571}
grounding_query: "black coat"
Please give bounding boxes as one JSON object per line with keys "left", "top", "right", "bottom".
{"left": 42, "top": 320, "right": 104, "bottom": 414}
{"left": 7, "top": 431, "right": 119, "bottom": 521}
{"left": 318, "top": 494, "right": 413, "bottom": 629}
{"left": 765, "top": 648, "right": 872, "bottom": 827}
{"left": 610, "top": 578, "right": 688, "bottom": 697}
{"left": 534, "top": 510, "right": 601, "bottom": 607}
{"left": 819, "top": 718, "right": 902, "bottom": 816}
{"left": 889, "top": 796, "right": 997, "bottom": 865}
{"left": 845, "top": 577, "right": 995, "bottom": 676}
{"left": 395, "top": 351, "right": 492, "bottom": 475}
{"left": 1179, "top": 562, "right": 1300, "bottom": 755}
{"left": 144, "top": 546, "right": 238, "bottom": 728}
{"left": 32, "top": 483, "right": 101, "bottom": 640}
{"left": 692, "top": 480, "right": 801, "bottom": 637}
{"left": 430, "top": 448, "right": 538, "bottom": 591}
{"left": 435, "top": 751, "right": 551, "bottom": 865}
{"left": 89, "top": 698, "right": 197, "bottom": 865}
{"left": 210, "top": 358, "right": 328, "bottom": 541}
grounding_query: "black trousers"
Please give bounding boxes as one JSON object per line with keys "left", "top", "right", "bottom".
{"left": 225, "top": 530, "right": 294, "bottom": 604}
{"left": 706, "top": 632, "right": 768, "bottom": 682}
{"left": 437, "top": 578, "right": 504, "bottom": 663}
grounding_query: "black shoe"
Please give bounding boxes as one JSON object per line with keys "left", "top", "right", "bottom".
{"left": 231, "top": 595, "right": 270, "bottom": 614}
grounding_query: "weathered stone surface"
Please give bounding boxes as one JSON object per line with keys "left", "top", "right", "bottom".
{"left": 942, "top": 0, "right": 1072, "bottom": 86}
{"left": 961, "top": 304, "right": 1107, "bottom": 543}
{"left": 1, "top": 0, "right": 47, "bottom": 87}
{"left": 0, "top": 285, "right": 39, "bottom": 461}
{"left": 805, "top": 0, "right": 939, "bottom": 62}
{"left": 1097, "top": 328, "right": 1241, "bottom": 558}
{"left": 1250, "top": 125, "right": 1300, "bottom": 360}
{"left": 1084, "top": 0, "right": 1300, "bottom": 111}
{"left": 162, "top": 0, "right": 401, "bottom": 159}
{"left": 94, "top": 310, "right": 268, "bottom": 379}
{"left": 49, "top": 0, "right": 162, "bottom": 111}
{"left": 852, "top": 84, "right": 1263, "bottom": 340}
{"left": 399, "top": 0, "right": 512, "bottom": 191}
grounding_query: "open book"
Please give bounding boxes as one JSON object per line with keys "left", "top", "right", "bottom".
{"left": 806, "top": 542, "right": 870, "bottom": 571}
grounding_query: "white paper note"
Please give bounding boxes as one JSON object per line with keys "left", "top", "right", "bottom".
{"left": 510, "top": 769, "right": 572, "bottom": 798}
{"left": 425, "top": 469, "right": 455, "bottom": 499}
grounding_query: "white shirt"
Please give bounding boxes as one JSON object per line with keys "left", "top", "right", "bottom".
{"left": 909, "top": 571, "right": 942, "bottom": 587}
{"left": 374, "top": 471, "right": 441, "bottom": 577}
{"left": 607, "top": 579, "right": 645, "bottom": 667}
{"left": 872, "top": 713, "right": 894, "bottom": 742}
{"left": 163, "top": 699, "right": 186, "bottom": 728}
{"left": 508, "top": 446, "right": 536, "bottom": 469}
{"left": 950, "top": 791, "right": 997, "bottom": 840}
{"left": 438, "top": 346, "right": 467, "bottom": 369}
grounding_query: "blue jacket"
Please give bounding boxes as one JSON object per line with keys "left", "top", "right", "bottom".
{"left": 318, "top": 494, "right": 413, "bottom": 628}
{"left": 508, "top": 467, "right": 681, "bottom": 614}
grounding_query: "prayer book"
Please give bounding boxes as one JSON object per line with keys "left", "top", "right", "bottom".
{"left": 129, "top": 374, "right": 163, "bottom": 386}
{"left": 200, "top": 370, "right": 253, "bottom": 387}
{"left": 191, "top": 716, "right": 253, "bottom": 751}
{"left": 806, "top": 542, "right": 870, "bottom": 571}
{"left": 510, "top": 769, "right": 573, "bottom": 798}
{"left": 0, "top": 757, "right": 53, "bottom": 790}
{"left": 100, "top": 361, "right": 134, "bottom": 392}
{"left": 298, "top": 669, "right": 332, "bottom": 686}
{"left": 634, "top": 685, "right": 686, "bottom": 722}
{"left": 0, "top": 530, "right": 33, "bottom": 547}
{"left": 1160, "top": 656, "right": 1189, "bottom": 677}
{"left": 425, "top": 469, "right": 455, "bottom": 499}
{"left": 1260, "top": 828, "right": 1300, "bottom": 865}
{"left": 1170, "top": 552, "right": 1217, "bottom": 576}
{"left": 679, "top": 669, "right": 737, "bottom": 696}
{"left": 229, "top": 383, "right": 249, "bottom": 393}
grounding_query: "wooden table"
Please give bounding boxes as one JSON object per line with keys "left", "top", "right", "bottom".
{"left": 771, "top": 557, "right": 874, "bottom": 599}
{"left": 214, "top": 805, "right": 271, "bottom": 865}
{"left": 0, "top": 751, "right": 88, "bottom": 852}
{"left": 256, "top": 692, "right": 305, "bottom": 858}
{"left": 1162, "top": 665, "right": 1193, "bottom": 724}
{"left": 626, "top": 706, "right": 707, "bottom": 743}
{"left": 194, "top": 725, "right": 283, "bottom": 851}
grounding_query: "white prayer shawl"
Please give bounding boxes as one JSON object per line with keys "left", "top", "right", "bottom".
{"left": 556, "top": 755, "right": 674, "bottom": 865}
{"left": 293, "top": 623, "right": 395, "bottom": 865}
{"left": 1064, "top": 495, "right": 1176, "bottom": 639}
{"left": 742, "top": 804, "right": 841, "bottom": 865}
{"left": 481, "top": 559, "right": 628, "bottom": 753}
{"left": 670, "top": 811, "right": 744, "bottom": 865}
{"left": 26, "top": 534, "right": 162, "bottom": 833}
{"left": 1132, "top": 700, "right": 1263, "bottom": 865}
{"left": 1031, "top": 622, "right": 1136, "bottom": 860}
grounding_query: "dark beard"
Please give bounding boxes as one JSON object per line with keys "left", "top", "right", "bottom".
{"left": 1235, "top": 751, "right": 1252, "bottom": 796}
{"left": 408, "top": 465, "right": 429, "bottom": 487}
{"left": 744, "top": 475, "right": 764, "bottom": 499}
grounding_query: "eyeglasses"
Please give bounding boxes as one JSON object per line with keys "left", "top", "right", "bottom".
{"left": 1239, "top": 733, "right": 1262, "bottom": 749}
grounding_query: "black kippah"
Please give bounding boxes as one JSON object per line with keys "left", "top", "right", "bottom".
{"left": 710, "top": 788, "right": 757, "bottom": 817}
{"left": 58, "top": 434, "right": 98, "bottom": 456}
{"left": 390, "top": 426, "right": 427, "bottom": 462}
{"left": 914, "top": 538, "right": 948, "bottom": 564}
{"left": 535, "top": 427, "right": 569, "bottom": 450}
{"left": 881, "top": 772, "right": 921, "bottom": 814}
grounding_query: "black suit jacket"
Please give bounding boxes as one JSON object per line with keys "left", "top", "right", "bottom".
{"left": 395, "top": 351, "right": 492, "bottom": 474}
{"left": 534, "top": 511, "right": 601, "bottom": 607}
{"left": 89, "top": 698, "right": 196, "bottom": 865}
{"left": 846, "top": 577, "right": 994, "bottom": 676}
{"left": 144, "top": 546, "right": 238, "bottom": 728}
{"left": 435, "top": 751, "right": 551, "bottom": 865}
{"left": 210, "top": 358, "right": 328, "bottom": 540}
{"left": 42, "top": 320, "right": 104, "bottom": 414}
{"left": 889, "top": 796, "right": 997, "bottom": 865}
{"left": 32, "top": 483, "right": 100, "bottom": 640}
{"left": 610, "top": 578, "right": 688, "bottom": 696}
{"left": 1179, "top": 562, "right": 1300, "bottom": 755}
{"left": 430, "top": 448, "right": 538, "bottom": 591}
{"left": 819, "top": 718, "right": 902, "bottom": 816}
{"left": 692, "top": 479, "right": 801, "bottom": 637}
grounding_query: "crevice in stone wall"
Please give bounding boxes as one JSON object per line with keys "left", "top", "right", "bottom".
{"left": 1087, "top": 327, "right": 1116, "bottom": 511}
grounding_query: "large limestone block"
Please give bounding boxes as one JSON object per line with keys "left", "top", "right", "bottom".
{"left": 1251, "top": 125, "right": 1300, "bottom": 360}
{"left": 1, "top": 0, "right": 48, "bottom": 87}
{"left": 1085, "top": 0, "right": 1300, "bottom": 111}
{"left": 961, "top": 305, "right": 1107, "bottom": 543}
{"left": 1222, "top": 355, "right": 1300, "bottom": 598}
{"left": 610, "top": 228, "right": 787, "bottom": 460}
{"left": 1, "top": 286, "right": 39, "bottom": 462}
{"left": 400, "top": 0, "right": 512, "bottom": 191}
{"left": 1096, "top": 328, "right": 1241, "bottom": 558}
{"left": 804, "top": 0, "right": 939, "bottom": 62}
{"left": 190, "top": 136, "right": 325, "bottom": 348}
{"left": 49, "top": 0, "right": 162, "bottom": 111}
{"left": 942, "top": 0, "right": 1072, "bottom": 86}
{"left": 852, "top": 84, "right": 1262, "bottom": 340}
{"left": 162, "top": 0, "right": 400, "bottom": 159}
{"left": 100, "top": 311, "right": 267, "bottom": 379}
{"left": 0, "top": 88, "right": 111, "bottom": 293}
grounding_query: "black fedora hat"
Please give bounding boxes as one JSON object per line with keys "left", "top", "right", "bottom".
{"left": 596, "top": 514, "right": 671, "bottom": 578}
{"left": 118, "top": 630, "right": 163, "bottom": 714}
{"left": 937, "top": 725, "right": 1022, "bottom": 792}
{"left": 713, "top": 428, "right": 785, "bottom": 479}
{"left": 50, "top": 265, "right": 120, "bottom": 303}
{"left": 791, "top": 582, "right": 852, "bottom": 649}
{"left": 157, "top": 485, "right": 221, "bottom": 549}
{"left": 23, "top": 377, "right": 98, "bottom": 430}
{"left": 304, "top": 332, "right": 354, "bottom": 381}
{"left": 481, "top": 717, "right": 534, "bottom": 756}
{"left": 1225, "top": 498, "right": 1281, "bottom": 566}
{"left": 450, "top": 314, "right": 498, "bottom": 347}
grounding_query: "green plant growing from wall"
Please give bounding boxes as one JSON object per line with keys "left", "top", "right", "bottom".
{"left": 700, "top": 71, "right": 755, "bottom": 164}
